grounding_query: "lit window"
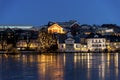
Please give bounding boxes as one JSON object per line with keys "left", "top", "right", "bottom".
{"left": 103, "top": 40, "right": 104, "bottom": 42}
{"left": 99, "top": 40, "right": 101, "bottom": 43}
{"left": 96, "top": 40, "right": 97, "bottom": 42}
{"left": 61, "top": 45, "right": 64, "bottom": 48}
{"left": 92, "top": 40, "right": 94, "bottom": 43}
{"left": 76, "top": 45, "right": 80, "bottom": 48}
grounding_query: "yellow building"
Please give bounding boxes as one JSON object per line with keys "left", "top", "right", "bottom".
{"left": 16, "top": 40, "right": 38, "bottom": 50}
{"left": 48, "top": 23, "right": 65, "bottom": 34}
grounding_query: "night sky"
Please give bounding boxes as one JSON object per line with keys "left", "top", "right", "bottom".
{"left": 0, "top": 0, "right": 120, "bottom": 26}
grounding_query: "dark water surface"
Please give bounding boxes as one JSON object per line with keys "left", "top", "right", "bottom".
{"left": 0, "top": 53, "right": 120, "bottom": 80}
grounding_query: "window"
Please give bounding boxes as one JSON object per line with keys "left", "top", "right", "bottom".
{"left": 66, "top": 44, "right": 74, "bottom": 48}
{"left": 53, "top": 29, "right": 57, "bottom": 33}
{"left": 59, "top": 30, "right": 61, "bottom": 33}
{"left": 99, "top": 40, "right": 101, "bottom": 43}
{"left": 61, "top": 45, "right": 63, "bottom": 48}
{"left": 96, "top": 40, "right": 97, "bottom": 42}
{"left": 76, "top": 45, "right": 80, "bottom": 48}
{"left": 49, "top": 30, "right": 52, "bottom": 33}
{"left": 103, "top": 40, "right": 104, "bottom": 42}
{"left": 92, "top": 40, "right": 94, "bottom": 43}
{"left": 99, "top": 44, "right": 101, "bottom": 47}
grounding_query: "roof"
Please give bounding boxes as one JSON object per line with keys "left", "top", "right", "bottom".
{"left": 48, "top": 20, "right": 78, "bottom": 28}
{"left": 105, "top": 35, "right": 120, "bottom": 42}
{"left": 87, "top": 33, "right": 105, "bottom": 38}
{"left": 73, "top": 37, "right": 80, "bottom": 43}
{"left": 58, "top": 34, "right": 80, "bottom": 43}
{"left": 0, "top": 26, "right": 33, "bottom": 29}
{"left": 58, "top": 34, "right": 67, "bottom": 43}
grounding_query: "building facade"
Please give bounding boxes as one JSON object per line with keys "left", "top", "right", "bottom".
{"left": 87, "top": 33, "right": 107, "bottom": 51}
{"left": 48, "top": 23, "right": 65, "bottom": 34}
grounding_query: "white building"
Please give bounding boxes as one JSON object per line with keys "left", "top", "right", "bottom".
{"left": 87, "top": 33, "right": 107, "bottom": 52}
{"left": 58, "top": 32, "right": 81, "bottom": 52}
{"left": 0, "top": 26, "right": 33, "bottom": 30}
{"left": 97, "top": 28, "right": 114, "bottom": 35}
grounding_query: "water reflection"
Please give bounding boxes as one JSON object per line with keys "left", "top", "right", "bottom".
{"left": 0, "top": 53, "right": 120, "bottom": 80}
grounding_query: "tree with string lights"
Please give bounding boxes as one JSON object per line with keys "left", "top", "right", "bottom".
{"left": 37, "top": 28, "right": 58, "bottom": 52}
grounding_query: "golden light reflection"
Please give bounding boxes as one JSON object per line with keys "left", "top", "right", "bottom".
{"left": 37, "top": 54, "right": 64, "bottom": 80}
{"left": 63, "top": 53, "right": 66, "bottom": 66}
{"left": 1, "top": 53, "right": 119, "bottom": 80}
{"left": 107, "top": 53, "right": 110, "bottom": 67}
{"left": 114, "top": 53, "right": 118, "bottom": 78}
{"left": 101, "top": 54, "right": 105, "bottom": 79}
{"left": 98, "top": 53, "right": 105, "bottom": 80}
{"left": 87, "top": 53, "right": 91, "bottom": 80}
{"left": 74, "top": 53, "right": 78, "bottom": 68}
{"left": 87, "top": 53, "right": 91, "bottom": 69}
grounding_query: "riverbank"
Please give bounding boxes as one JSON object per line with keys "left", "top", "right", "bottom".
{"left": 0, "top": 50, "right": 120, "bottom": 54}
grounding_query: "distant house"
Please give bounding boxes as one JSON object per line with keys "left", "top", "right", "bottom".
{"left": 78, "top": 25, "right": 94, "bottom": 35}
{"left": 48, "top": 23, "right": 66, "bottom": 34}
{"left": 16, "top": 30, "right": 38, "bottom": 50}
{"left": 57, "top": 32, "right": 81, "bottom": 52}
{"left": 80, "top": 24, "right": 91, "bottom": 29}
{"left": 48, "top": 20, "right": 80, "bottom": 34}
{"left": 55, "top": 20, "right": 80, "bottom": 28}
{"left": 106, "top": 35, "right": 120, "bottom": 51}
{"left": 96, "top": 27, "right": 114, "bottom": 35}
{"left": 87, "top": 33, "right": 107, "bottom": 52}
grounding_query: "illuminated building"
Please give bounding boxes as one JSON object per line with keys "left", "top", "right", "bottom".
{"left": 48, "top": 23, "right": 66, "bottom": 34}
{"left": 48, "top": 20, "right": 80, "bottom": 34}
{"left": 106, "top": 35, "right": 120, "bottom": 52}
{"left": 57, "top": 32, "right": 82, "bottom": 52}
{"left": 0, "top": 26, "right": 33, "bottom": 29}
{"left": 87, "top": 33, "right": 107, "bottom": 52}
{"left": 0, "top": 27, "right": 38, "bottom": 50}
{"left": 96, "top": 28, "right": 114, "bottom": 35}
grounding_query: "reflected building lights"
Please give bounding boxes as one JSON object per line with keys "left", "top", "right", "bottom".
{"left": 0, "top": 53, "right": 120, "bottom": 80}
{"left": 87, "top": 53, "right": 91, "bottom": 80}
{"left": 114, "top": 53, "right": 118, "bottom": 78}
{"left": 107, "top": 53, "right": 110, "bottom": 67}
{"left": 98, "top": 53, "right": 105, "bottom": 80}
{"left": 87, "top": 53, "right": 90, "bottom": 69}
{"left": 63, "top": 53, "right": 66, "bottom": 66}
{"left": 101, "top": 54, "right": 105, "bottom": 80}
{"left": 74, "top": 53, "right": 77, "bottom": 63}
{"left": 22, "top": 55, "right": 27, "bottom": 64}
{"left": 36, "top": 54, "right": 64, "bottom": 80}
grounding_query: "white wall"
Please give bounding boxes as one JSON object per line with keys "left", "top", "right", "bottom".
{"left": 87, "top": 38, "right": 106, "bottom": 51}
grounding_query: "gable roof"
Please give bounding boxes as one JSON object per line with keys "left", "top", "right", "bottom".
{"left": 48, "top": 20, "right": 79, "bottom": 28}
{"left": 105, "top": 35, "right": 120, "bottom": 42}
{"left": 58, "top": 34, "right": 80, "bottom": 43}
{"left": 48, "top": 23, "right": 63, "bottom": 29}
{"left": 74, "top": 37, "right": 80, "bottom": 43}
{"left": 87, "top": 33, "right": 105, "bottom": 38}
{"left": 58, "top": 34, "right": 67, "bottom": 43}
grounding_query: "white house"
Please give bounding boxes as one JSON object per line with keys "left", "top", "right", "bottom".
{"left": 58, "top": 32, "right": 81, "bottom": 52}
{"left": 87, "top": 33, "right": 107, "bottom": 52}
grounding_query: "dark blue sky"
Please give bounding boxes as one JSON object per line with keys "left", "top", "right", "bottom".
{"left": 0, "top": 0, "right": 120, "bottom": 26}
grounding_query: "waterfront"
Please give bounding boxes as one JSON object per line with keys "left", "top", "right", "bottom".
{"left": 0, "top": 53, "right": 120, "bottom": 80}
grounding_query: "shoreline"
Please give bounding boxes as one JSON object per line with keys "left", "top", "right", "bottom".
{"left": 0, "top": 50, "right": 120, "bottom": 54}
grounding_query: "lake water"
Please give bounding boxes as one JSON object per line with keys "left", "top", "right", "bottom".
{"left": 0, "top": 53, "right": 120, "bottom": 80}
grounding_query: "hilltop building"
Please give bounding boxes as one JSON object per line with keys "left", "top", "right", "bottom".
{"left": 47, "top": 20, "right": 80, "bottom": 34}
